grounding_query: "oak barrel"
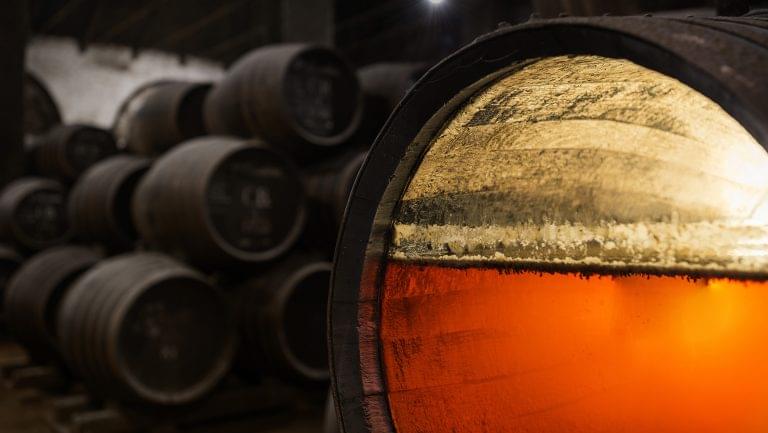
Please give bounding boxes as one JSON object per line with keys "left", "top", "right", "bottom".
{"left": 132, "top": 137, "right": 306, "bottom": 268}
{"left": 355, "top": 63, "right": 427, "bottom": 142}
{"left": 0, "top": 177, "right": 70, "bottom": 251}
{"left": 69, "top": 155, "right": 151, "bottom": 250}
{"left": 57, "top": 252, "right": 234, "bottom": 406}
{"left": 4, "top": 246, "right": 102, "bottom": 363}
{"left": 113, "top": 81, "right": 211, "bottom": 155}
{"left": 204, "top": 44, "right": 362, "bottom": 158}
{"left": 330, "top": 14, "right": 768, "bottom": 433}
{"left": 236, "top": 254, "right": 331, "bottom": 383}
{"left": 303, "top": 151, "right": 366, "bottom": 249}
{"left": 33, "top": 124, "right": 118, "bottom": 182}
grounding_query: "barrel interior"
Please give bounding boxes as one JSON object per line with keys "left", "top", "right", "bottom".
{"left": 206, "top": 147, "right": 303, "bottom": 255}
{"left": 116, "top": 276, "right": 231, "bottom": 400}
{"left": 282, "top": 267, "right": 330, "bottom": 372}
{"left": 15, "top": 189, "right": 68, "bottom": 245}
{"left": 284, "top": 49, "right": 359, "bottom": 139}
{"left": 367, "top": 55, "right": 768, "bottom": 432}
{"left": 176, "top": 84, "right": 210, "bottom": 139}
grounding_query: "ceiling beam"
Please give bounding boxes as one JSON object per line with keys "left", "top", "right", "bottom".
{"left": 0, "top": 0, "right": 27, "bottom": 184}
{"left": 159, "top": 1, "right": 245, "bottom": 51}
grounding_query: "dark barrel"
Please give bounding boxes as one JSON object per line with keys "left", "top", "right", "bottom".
{"left": 33, "top": 124, "right": 118, "bottom": 183}
{"left": 69, "top": 155, "right": 151, "bottom": 250}
{"left": 204, "top": 44, "right": 362, "bottom": 158}
{"left": 133, "top": 137, "right": 306, "bottom": 268}
{"left": 331, "top": 15, "right": 768, "bottom": 433}
{"left": 355, "top": 63, "right": 428, "bottom": 142}
{"left": 0, "top": 177, "right": 69, "bottom": 252}
{"left": 24, "top": 72, "right": 61, "bottom": 135}
{"left": 113, "top": 81, "right": 211, "bottom": 155}
{"left": 304, "top": 151, "right": 366, "bottom": 248}
{"left": 4, "top": 246, "right": 102, "bottom": 363}
{"left": 57, "top": 252, "right": 234, "bottom": 406}
{"left": 235, "top": 254, "right": 331, "bottom": 383}
{"left": 0, "top": 244, "right": 23, "bottom": 314}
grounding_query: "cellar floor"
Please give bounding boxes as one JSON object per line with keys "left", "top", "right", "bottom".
{"left": 0, "top": 338, "right": 323, "bottom": 433}
{"left": 0, "top": 339, "right": 48, "bottom": 433}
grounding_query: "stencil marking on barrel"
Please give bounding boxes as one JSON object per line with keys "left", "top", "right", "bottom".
{"left": 285, "top": 51, "right": 358, "bottom": 137}
{"left": 207, "top": 150, "right": 303, "bottom": 253}
{"left": 118, "top": 278, "right": 229, "bottom": 394}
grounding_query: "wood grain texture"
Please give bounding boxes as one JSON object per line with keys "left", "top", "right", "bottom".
{"left": 393, "top": 55, "right": 768, "bottom": 276}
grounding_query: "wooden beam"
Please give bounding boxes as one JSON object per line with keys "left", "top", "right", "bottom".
{"left": 199, "top": 25, "right": 266, "bottom": 63}
{"left": 281, "top": 0, "right": 334, "bottom": 45}
{"left": 0, "top": 0, "right": 27, "bottom": 185}
{"left": 159, "top": 1, "right": 245, "bottom": 51}
{"left": 98, "top": 0, "right": 172, "bottom": 42}
{"left": 40, "top": 0, "right": 87, "bottom": 33}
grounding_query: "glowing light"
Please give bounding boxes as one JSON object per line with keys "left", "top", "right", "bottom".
{"left": 380, "top": 265, "right": 768, "bottom": 433}
{"left": 427, "top": 0, "right": 445, "bottom": 5}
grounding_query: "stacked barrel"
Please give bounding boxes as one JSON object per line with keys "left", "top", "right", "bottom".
{"left": 1, "top": 43, "right": 425, "bottom": 416}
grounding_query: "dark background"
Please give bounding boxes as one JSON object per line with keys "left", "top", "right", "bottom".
{"left": 0, "top": 0, "right": 765, "bottom": 183}
{"left": 25, "top": 0, "right": 762, "bottom": 66}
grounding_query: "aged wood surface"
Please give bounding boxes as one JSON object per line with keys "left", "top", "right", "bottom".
{"left": 393, "top": 55, "right": 768, "bottom": 276}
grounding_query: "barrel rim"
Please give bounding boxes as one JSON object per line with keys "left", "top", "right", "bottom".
{"left": 330, "top": 17, "right": 768, "bottom": 433}
{"left": 280, "top": 45, "right": 364, "bottom": 148}
{"left": 105, "top": 264, "right": 235, "bottom": 405}
{"left": 5, "top": 245, "right": 101, "bottom": 363}
{"left": 69, "top": 154, "right": 151, "bottom": 248}
{"left": 270, "top": 260, "right": 333, "bottom": 382}
{"left": 43, "top": 124, "right": 118, "bottom": 181}
{"left": 2, "top": 177, "right": 70, "bottom": 250}
{"left": 200, "top": 140, "right": 308, "bottom": 264}
{"left": 112, "top": 79, "right": 179, "bottom": 150}
{"left": 175, "top": 82, "right": 213, "bottom": 141}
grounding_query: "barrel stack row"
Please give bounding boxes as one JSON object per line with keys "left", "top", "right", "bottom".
{"left": 0, "top": 43, "right": 427, "bottom": 412}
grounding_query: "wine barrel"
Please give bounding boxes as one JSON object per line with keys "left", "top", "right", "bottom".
{"left": 0, "top": 244, "right": 23, "bottom": 313}
{"left": 331, "top": 15, "right": 768, "bottom": 433}
{"left": 133, "top": 137, "right": 306, "bottom": 268}
{"left": 236, "top": 254, "right": 331, "bottom": 383}
{"left": 0, "top": 177, "right": 69, "bottom": 252}
{"left": 57, "top": 252, "right": 234, "bottom": 406}
{"left": 69, "top": 155, "right": 151, "bottom": 250}
{"left": 34, "top": 124, "right": 118, "bottom": 182}
{"left": 24, "top": 72, "right": 61, "bottom": 135}
{"left": 4, "top": 246, "right": 102, "bottom": 363}
{"left": 113, "top": 81, "right": 211, "bottom": 155}
{"left": 304, "top": 151, "right": 366, "bottom": 248}
{"left": 204, "top": 44, "right": 362, "bottom": 158}
{"left": 355, "top": 63, "right": 427, "bottom": 142}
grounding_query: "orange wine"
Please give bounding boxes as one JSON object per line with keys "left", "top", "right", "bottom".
{"left": 381, "top": 262, "right": 768, "bottom": 433}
